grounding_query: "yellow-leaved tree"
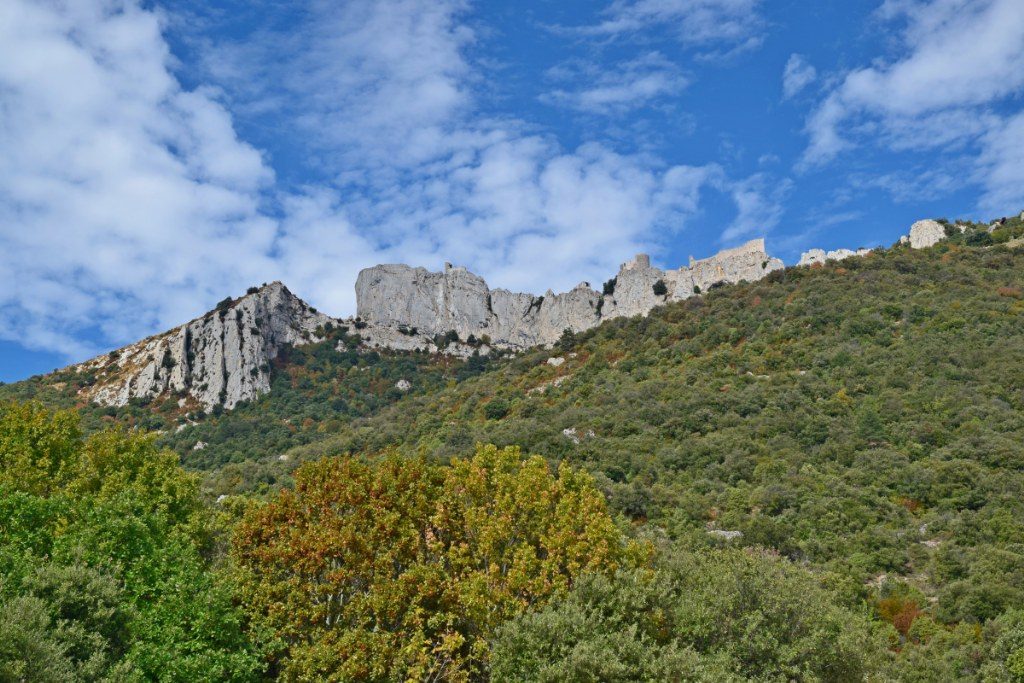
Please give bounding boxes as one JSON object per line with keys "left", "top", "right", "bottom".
{"left": 231, "top": 444, "right": 641, "bottom": 681}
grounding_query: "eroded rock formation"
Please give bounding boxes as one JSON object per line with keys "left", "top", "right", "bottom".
{"left": 355, "top": 238, "right": 783, "bottom": 351}
{"left": 798, "top": 247, "right": 872, "bottom": 266}
{"left": 74, "top": 238, "right": 785, "bottom": 410}
{"left": 908, "top": 220, "right": 946, "bottom": 249}
{"left": 75, "top": 282, "right": 332, "bottom": 409}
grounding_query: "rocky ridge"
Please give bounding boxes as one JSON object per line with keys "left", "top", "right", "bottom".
{"left": 67, "top": 219, "right": 957, "bottom": 411}
{"left": 74, "top": 282, "right": 333, "bottom": 410}
{"left": 797, "top": 247, "right": 873, "bottom": 267}
{"left": 799, "top": 217, "right": 948, "bottom": 267}
{"left": 354, "top": 238, "right": 784, "bottom": 352}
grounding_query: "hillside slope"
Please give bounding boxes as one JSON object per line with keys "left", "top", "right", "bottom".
{"left": 1, "top": 328, "right": 495, "bottom": 478}
{"left": 4, "top": 215, "right": 1024, "bottom": 678}
{"left": 268, "top": 234, "right": 1024, "bottom": 625}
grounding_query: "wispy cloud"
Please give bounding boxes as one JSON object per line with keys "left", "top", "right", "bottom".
{"left": 720, "top": 173, "right": 792, "bottom": 243}
{"left": 782, "top": 54, "right": 816, "bottom": 99}
{"left": 799, "top": 0, "right": 1024, "bottom": 213}
{"left": 578, "top": 0, "right": 765, "bottom": 54}
{"left": 2, "top": 0, "right": 767, "bottom": 360}
{"left": 200, "top": 0, "right": 477, "bottom": 172}
{"left": 541, "top": 53, "right": 688, "bottom": 115}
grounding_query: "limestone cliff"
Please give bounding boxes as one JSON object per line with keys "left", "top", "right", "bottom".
{"left": 73, "top": 238, "right": 785, "bottom": 410}
{"left": 75, "top": 282, "right": 333, "bottom": 410}
{"left": 355, "top": 238, "right": 783, "bottom": 351}
{"left": 907, "top": 220, "right": 946, "bottom": 249}
{"left": 798, "top": 247, "right": 872, "bottom": 266}
{"left": 801, "top": 217, "right": 950, "bottom": 266}
{"left": 59, "top": 216, "right": 977, "bottom": 412}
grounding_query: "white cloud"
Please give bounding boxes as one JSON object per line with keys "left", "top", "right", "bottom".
{"left": 204, "top": 0, "right": 476, "bottom": 172}
{"left": 580, "top": 0, "right": 765, "bottom": 53}
{"left": 195, "top": 0, "right": 748, "bottom": 293}
{"left": 541, "top": 53, "right": 688, "bottom": 115}
{"left": 720, "top": 173, "right": 791, "bottom": 242}
{"left": 0, "top": 0, "right": 276, "bottom": 357}
{"left": 782, "top": 54, "right": 816, "bottom": 99}
{"left": 800, "top": 0, "right": 1024, "bottom": 213}
{"left": 976, "top": 111, "right": 1024, "bottom": 214}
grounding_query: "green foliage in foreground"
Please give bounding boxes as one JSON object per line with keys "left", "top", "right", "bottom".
{"left": 3, "top": 216, "right": 1024, "bottom": 679}
{"left": 492, "top": 547, "right": 885, "bottom": 682}
{"left": 492, "top": 546, "right": 1024, "bottom": 682}
{"left": 233, "top": 445, "right": 639, "bottom": 681}
{"left": 3, "top": 400, "right": 1024, "bottom": 681}
{"left": 0, "top": 401, "right": 266, "bottom": 681}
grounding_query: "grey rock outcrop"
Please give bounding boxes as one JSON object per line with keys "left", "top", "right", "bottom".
{"left": 355, "top": 263, "right": 493, "bottom": 341}
{"left": 798, "top": 247, "right": 871, "bottom": 266}
{"left": 354, "top": 263, "right": 603, "bottom": 350}
{"left": 355, "top": 238, "right": 784, "bottom": 350}
{"left": 74, "top": 239, "right": 786, "bottom": 411}
{"left": 798, "top": 248, "right": 827, "bottom": 267}
{"left": 908, "top": 220, "right": 946, "bottom": 249}
{"left": 76, "top": 282, "right": 332, "bottom": 410}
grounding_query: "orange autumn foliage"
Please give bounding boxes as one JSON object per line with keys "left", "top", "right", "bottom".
{"left": 878, "top": 596, "right": 922, "bottom": 637}
{"left": 231, "top": 444, "right": 640, "bottom": 681}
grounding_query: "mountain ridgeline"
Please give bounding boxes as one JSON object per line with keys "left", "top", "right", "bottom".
{"left": 20, "top": 216, "right": 995, "bottom": 417}
{"left": 49, "top": 237, "right": 785, "bottom": 412}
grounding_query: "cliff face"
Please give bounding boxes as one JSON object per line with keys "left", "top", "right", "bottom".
{"left": 798, "top": 247, "right": 872, "bottom": 266}
{"left": 57, "top": 217, "right": 967, "bottom": 412}
{"left": 75, "top": 282, "right": 333, "bottom": 410}
{"left": 355, "top": 238, "right": 784, "bottom": 351}
{"left": 70, "top": 236, "right": 819, "bottom": 411}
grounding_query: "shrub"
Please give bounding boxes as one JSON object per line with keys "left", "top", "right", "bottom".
{"left": 485, "top": 398, "right": 510, "bottom": 420}
{"left": 492, "top": 548, "right": 885, "bottom": 681}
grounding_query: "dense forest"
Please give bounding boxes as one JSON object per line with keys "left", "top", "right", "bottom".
{"left": 3, "top": 215, "right": 1024, "bottom": 680}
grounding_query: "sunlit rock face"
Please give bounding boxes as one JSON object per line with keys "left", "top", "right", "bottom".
{"left": 356, "top": 238, "right": 784, "bottom": 349}
{"left": 908, "top": 220, "right": 946, "bottom": 249}
{"left": 76, "top": 238, "right": 787, "bottom": 411}
{"left": 798, "top": 247, "right": 871, "bottom": 266}
{"left": 76, "top": 282, "right": 332, "bottom": 410}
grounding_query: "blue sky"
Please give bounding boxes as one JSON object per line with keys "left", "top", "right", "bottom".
{"left": 2, "top": 0, "right": 1023, "bottom": 383}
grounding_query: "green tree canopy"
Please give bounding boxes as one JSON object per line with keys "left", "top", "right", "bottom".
{"left": 0, "top": 401, "right": 265, "bottom": 681}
